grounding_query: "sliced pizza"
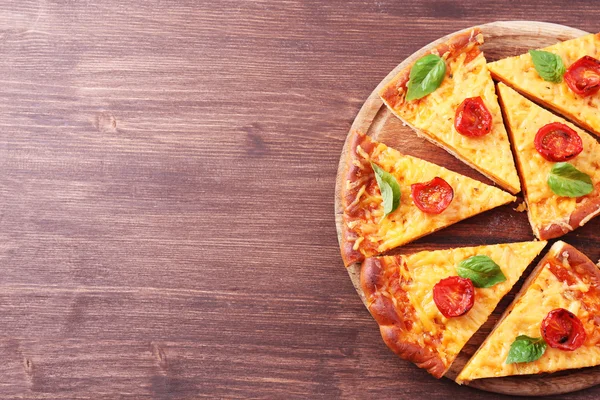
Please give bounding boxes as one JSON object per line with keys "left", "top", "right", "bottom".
{"left": 361, "top": 241, "right": 547, "bottom": 378}
{"left": 497, "top": 82, "right": 600, "bottom": 240}
{"left": 340, "top": 132, "right": 516, "bottom": 266}
{"left": 488, "top": 33, "right": 600, "bottom": 137}
{"left": 379, "top": 28, "right": 521, "bottom": 194}
{"left": 457, "top": 241, "right": 600, "bottom": 383}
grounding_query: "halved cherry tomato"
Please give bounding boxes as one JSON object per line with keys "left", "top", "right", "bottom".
{"left": 534, "top": 122, "right": 583, "bottom": 162}
{"left": 541, "top": 308, "right": 586, "bottom": 351}
{"left": 433, "top": 276, "right": 474, "bottom": 318}
{"left": 564, "top": 55, "right": 600, "bottom": 97}
{"left": 411, "top": 177, "right": 454, "bottom": 214}
{"left": 454, "top": 96, "right": 492, "bottom": 137}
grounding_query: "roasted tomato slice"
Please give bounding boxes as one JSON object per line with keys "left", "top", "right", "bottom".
{"left": 541, "top": 308, "right": 586, "bottom": 351}
{"left": 534, "top": 122, "right": 583, "bottom": 162}
{"left": 433, "top": 276, "right": 475, "bottom": 318}
{"left": 564, "top": 55, "right": 600, "bottom": 97}
{"left": 454, "top": 96, "right": 492, "bottom": 137}
{"left": 411, "top": 177, "right": 454, "bottom": 214}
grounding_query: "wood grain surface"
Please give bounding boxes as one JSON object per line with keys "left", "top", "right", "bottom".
{"left": 0, "top": 1, "right": 599, "bottom": 399}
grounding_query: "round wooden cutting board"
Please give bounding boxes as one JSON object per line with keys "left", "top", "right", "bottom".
{"left": 334, "top": 21, "right": 600, "bottom": 396}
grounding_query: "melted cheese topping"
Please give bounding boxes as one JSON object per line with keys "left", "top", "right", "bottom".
{"left": 348, "top": 139, "right": 516, "bottom": 256}
{"left": 400, "top": 241, "right": 547, "bottom": 365}
{"left": 381, "top": 49, "right": 521, "bottom": 194}
{"left": 457, "top": 245, "right": 600, "bottom": 383}
{"left": 488, "top": 33, "right": 600, "bottom": 136}
{"left": 497, "top": 83, "right": 600, "bottom": 236}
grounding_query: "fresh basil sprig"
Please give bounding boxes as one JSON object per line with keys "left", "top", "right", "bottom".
{"left": 529, "top": 50, "right": 566, "bottom": 83}
{"left": 506, "top": 335, "right": 547, "bottom": 364}
{"left": 547, "top": 162, "right": 593, "bottom": 198}
{"left": 371, "top": 162, "right": 401, "bottom": 217}
{"left": 405, "top": 54, "right": 446, "bottom": 101}
{"left": 456, "top": 255, "right": 506, "bottom": 288}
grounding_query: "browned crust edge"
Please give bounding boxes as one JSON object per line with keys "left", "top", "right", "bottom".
{"left": 553, "top": 241, "right": 600, "bottom": 283}
{"left": 539, "top": 184, "right": 600, "bottom": 240}
{"left": 360, "top": 256, "right": 447, "bottom": 378}
{"left": 340, "top": 132, "right": 375, "bottom": 266}
{"left": 457, "top": 241, "right": 598, "bottom": 384}
{"left": 379, "top": 27, "right": 482, "bottom": 110}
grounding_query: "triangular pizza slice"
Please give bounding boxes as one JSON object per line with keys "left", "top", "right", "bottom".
{"left": 457, "top": 241, "right": 600, "bottom": 383}
{"left": 361, "top": 241, "right": 547, "bottom": 378}
{"left": 340, "top": 132, "right": 516, "bottom": 266}
{"left": 497, "top": 83, "right": 600, "bottom": 240}
{"left": 379, "top": 28, "right": 521, "bottom": 194}
{"left": 488, "top": 32, "right": 600, "bottom": 138}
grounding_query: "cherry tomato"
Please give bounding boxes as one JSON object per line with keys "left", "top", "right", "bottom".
{"left": 454, "top": 96, "right": 493, "bottom": 137}
{"left": 534, "top": 122, "right": 583, "bottom": 162}
{"left": 541, "top": 308, "right": 586, "bottom": 351}
{"left": 564, "top": 55, "right": 600, "bottom": 97}
{"left": 433, "top": 276, "right": 475, "bottom": 318}
{"left": 411, "top": 177, "right": 454, "bottom": 214}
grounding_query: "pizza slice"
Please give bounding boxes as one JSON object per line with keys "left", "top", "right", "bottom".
{"left": 361, "top": 241, "right": 547, "bottom": 378}
{"left": 379, "top": 28, "right": 521, "bottom": 194}
{"left": 457, "top": 241, "right": 600, "bottom": 383}
{"left": 340, "top": 132, "right": 516, "bottom": 266}
{"left": 497, "top": 82, "right": 600, "bottom": 240}
{"left": 488, "top": 32, "right": 600, "bottom": 137}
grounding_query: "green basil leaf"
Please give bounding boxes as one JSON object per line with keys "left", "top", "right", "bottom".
{"left": 405, "top": 54, "right": 446, "bottom": 101}
{"left": 506, "top": 335, "right": 547, "bottom": 364}
{"left": 547, "top": 162, "right": 593, "bottom": 198}
{"left": 456, "top": 255, "right": 506, "bottom": 288}
{"left": 529, "top": 50, "right": 566, "bottom": 83}
{"left": 371, "top": 162, "right": 401, "bottom": 217}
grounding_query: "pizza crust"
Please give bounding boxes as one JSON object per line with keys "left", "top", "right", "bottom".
{"left": 340, "top": 132, "right": 374, "bottom": 266}
{"left": 553, "top": 242, "right": 600, "bottom": 282}
{"left": 539, "top": 186, "right": 600, "bottom": 239}
{"left": 360, "top": 257, "right": 447, "bottom": 378}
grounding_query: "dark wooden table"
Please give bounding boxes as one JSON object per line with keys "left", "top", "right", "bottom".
{"left": 0, "top": 1, "right": 598, "bottom": 399}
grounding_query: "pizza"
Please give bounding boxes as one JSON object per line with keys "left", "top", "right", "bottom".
{"left": 488, "top": 33, "right": 600, "bottom": 138}
{"left": 361, "top": 241, "right": 547, "bottom": 378}
{"left": 340, "top": 132, "right": 516, "bottom": 266}
{"left": 497, "top": 82, "right": 600, "bottom": 240}
{"left": 337, "top": 25, "right": 600, "bottom": 390}
{"left": 457, "top": 241, "right": 600, "bottom": 383}
{"left": 379, "top": 28, "right": 521, "bottom": 194}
